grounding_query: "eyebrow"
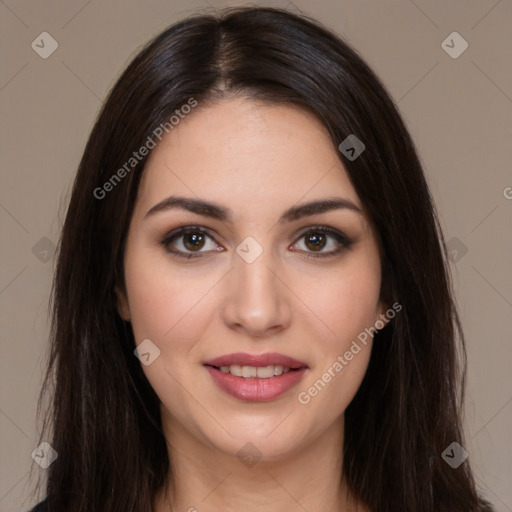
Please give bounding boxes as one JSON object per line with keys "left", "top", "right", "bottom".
{"left": 144, "top": 195, "right": 362, "bottom": 223}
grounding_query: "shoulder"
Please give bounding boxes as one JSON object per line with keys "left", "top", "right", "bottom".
{"left": 478, "top": 499, "right": 496, "bottom": 512}
{"left": 28, "top": 499, "right": 47, "bottom": 512}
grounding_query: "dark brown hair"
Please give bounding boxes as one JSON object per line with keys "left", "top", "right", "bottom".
{"left": 31, "top": 6, "right": 493, "bottom": 512}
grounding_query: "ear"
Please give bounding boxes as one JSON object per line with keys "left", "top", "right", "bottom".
{"left": 376, "top": 299, "right": 389, "bottom": 318}
{"left": 114, "top": 285, "right": 131, "bottom": 321}
{"left": 374, "top": 298, "right": 391, "bottom": 329}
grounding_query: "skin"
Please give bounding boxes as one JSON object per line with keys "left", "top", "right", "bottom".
{"left": 116, "top": 97, "right": 387, "bottom": 512}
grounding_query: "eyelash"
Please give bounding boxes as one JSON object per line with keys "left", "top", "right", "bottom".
{"left": 160, "top": 225, "right": 354, "bottom": 260}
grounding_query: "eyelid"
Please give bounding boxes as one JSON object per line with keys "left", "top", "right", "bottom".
{"left": 289, "top": 226, "right": 354, "bottom": 258}
{"left": 292, "top": 225, "right": 351, "bottom": 242}
{"left": 160, "top": 225, "right": 222, "bottom": 259}
{"left": 160, "top": 224, "right": 354, "bottom": 259}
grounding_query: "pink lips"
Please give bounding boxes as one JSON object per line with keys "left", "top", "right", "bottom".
{"left": 204, "top": 352, "right": 308, "bottom": 369}
{"left": 204, "top": 352, "right": 308, "bottom": 402}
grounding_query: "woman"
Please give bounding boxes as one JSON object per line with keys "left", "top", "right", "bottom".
{"left": 30, "top": 6, "right": 494, "bottom": 511}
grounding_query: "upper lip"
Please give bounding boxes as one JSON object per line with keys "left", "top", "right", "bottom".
{"left": 203, "top": 352, "right": 308, "bottom": 369}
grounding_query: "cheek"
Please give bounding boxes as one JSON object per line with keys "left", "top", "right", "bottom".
{"left": 123, "top": 253, "right": 216, "bottom": 344}
{"left": 301, "top": 257, "right": 382, "bottom": 350}
{"left": 305, "top": 276, "right": 378, "bottom": 373}
{"left": 294, "top": 252, "right": 381, "bottom": 414}
{"left": 123, "top": 256, "right": 217, "bottom": 421}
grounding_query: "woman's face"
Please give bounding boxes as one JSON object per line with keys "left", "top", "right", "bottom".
{"left": 117, "top": 97, "right": 387, "bottom": 461}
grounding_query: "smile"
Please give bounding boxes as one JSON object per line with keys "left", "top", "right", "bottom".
{"left": 216, "top": 364, "right": 291, "bottom": 378}
{"left": 203, "top": 352, "right": 309, "bottom": 402}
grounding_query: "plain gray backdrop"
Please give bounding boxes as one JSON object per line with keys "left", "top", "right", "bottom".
{"left": 0, "top": 1, "right": 511, "bottom": 510}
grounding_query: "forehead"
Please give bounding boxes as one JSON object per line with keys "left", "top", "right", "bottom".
{"left": 135, "top": 98, "right": 363, "bottom": 219}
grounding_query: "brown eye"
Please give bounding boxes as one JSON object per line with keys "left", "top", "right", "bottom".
{"left": 161, "top": 227, "right": 222, "bottom": 258}
{"left": 291, "top": 227, "right": 354, "bottom": 259}
{"left": 304, "top": 232, "right": 327, "bottom": 251}
{"left": 183, "top": 231, "right": 206, "bottom": 251}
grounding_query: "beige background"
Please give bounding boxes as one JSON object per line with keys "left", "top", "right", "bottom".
{"left": 1, "top": 0, "right": 511, "bottom": 510}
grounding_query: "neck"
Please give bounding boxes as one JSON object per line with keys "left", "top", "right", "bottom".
{"left": 154, "top": 413, "right": 363, "bottom": 512}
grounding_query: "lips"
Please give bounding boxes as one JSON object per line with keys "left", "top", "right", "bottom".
{"left": 203, "top": 352, "right": 308, "bottom": 369}
{"left": 203, "top": 352, "right": 309, "bottom": 402}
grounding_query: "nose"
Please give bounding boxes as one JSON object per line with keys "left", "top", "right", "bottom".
{"left": 221, "top": 249, "right": 292, "bottom": 338}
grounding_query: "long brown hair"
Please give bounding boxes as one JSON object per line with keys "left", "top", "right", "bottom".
{"left": 32, "top": 7, "right": 493, "bottom": 511}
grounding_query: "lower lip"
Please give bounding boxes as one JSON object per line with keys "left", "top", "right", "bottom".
{"left": 205, "top": 366, "right": 307, "bottom": 402}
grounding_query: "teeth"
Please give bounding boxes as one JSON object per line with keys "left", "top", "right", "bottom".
{"left": 229, "top": 365, "right": 242, "bottom": 377}
{"left": 242, "top": 366, "right": 257, "bottom": 378}
{"left": 257, "top": 365, "right": 274, "bottom": 378}
{"left": 217, "top": 364, "right": 292, "bottom": 378}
